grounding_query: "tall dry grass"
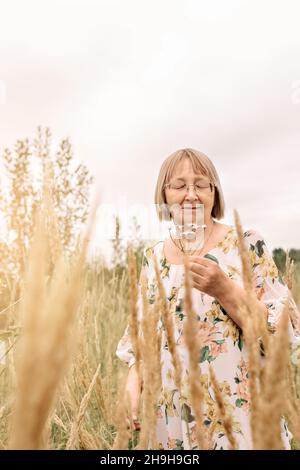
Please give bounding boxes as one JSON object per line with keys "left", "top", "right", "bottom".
{"left": 137, "top": 263, "right": 162, "bottom": 450}
{"left": 0, "top": 162, "right": 99, "bottom": 449}
{"left": 181, "top": 251, "right": 208, "bottom": 450}
{"left": 0, "top": 197, "right": 300, "bottom": 450}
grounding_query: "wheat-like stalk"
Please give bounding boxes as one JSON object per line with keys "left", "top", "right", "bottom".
{"left": 285, "top": 250, "right": 295, "bottom": 291}
{"left": 78, "top": 427, "right": 102, "bottom": 450}
{"left": 256, "top": 303, "right": 290, "bottom": 449}
{"left": 209, "top": 365, "right": 238, "bottom": 450}
{"left": 182, "top": 252, "right": 207, "bottom": 450}
{"left": 137, "top": 266, "right": 162, "bottom": 450}
{"left": 152, "top": 253, "right": 182, "bottom": 392}
{"left": 127, "top": 245, "right": 141, "bottom": 377}
{"left": 8, "top": 187, "right": 98, "bottom": 449}
{"left": 66, "top": 364, "right": 101, "bottom": 449}
{"left": 112, "top": 372, "right": 132, "bottom": 450}
{"left": 233, "top": 209, "right": 267, "bottom": 448}
{"left": 284, "top": 359, "right": 300, "bottom": 443}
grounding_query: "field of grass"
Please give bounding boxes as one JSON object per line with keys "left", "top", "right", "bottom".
{"left": 0, "top": 200, "right": 299, "bottom": 450}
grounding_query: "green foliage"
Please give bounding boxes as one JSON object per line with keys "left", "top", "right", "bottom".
{"left": 273, "top": 248, "right": 300, "bottom": 275}
{"left": 273, "top": 248, "right": 300, "bottom": 308}
{"left": 272, "top": 248, "right": 287, "bottom": 274}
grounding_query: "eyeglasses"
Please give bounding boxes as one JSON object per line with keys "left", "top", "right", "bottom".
{"left": 164, "top": 181, "right": 214, "bottom": 194}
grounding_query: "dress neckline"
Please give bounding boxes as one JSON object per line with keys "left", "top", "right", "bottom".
{"left": 160, "top": 225, "right": 236, "bottom": 267}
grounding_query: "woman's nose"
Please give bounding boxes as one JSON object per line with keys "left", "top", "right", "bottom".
{"left": 184, "top": 189, "right": 199, "bottom": 201}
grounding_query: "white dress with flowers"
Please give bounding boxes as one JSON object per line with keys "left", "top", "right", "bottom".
{"left": 116, "top": 226, "right": 300, "bottom": 450}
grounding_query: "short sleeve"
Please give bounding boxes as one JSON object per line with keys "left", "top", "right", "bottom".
{"left": 115, "top": 245, "right": 152, "bottom": 368}
{"left": 243, "top": 229, "right": 300, "bottom": 342}
{"left": 115, "top": 323, "right": 137, "bottom": 369}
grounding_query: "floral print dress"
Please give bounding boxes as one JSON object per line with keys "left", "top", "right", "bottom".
{"left": 116, "top": 225, "right": 300, "bottom": 450}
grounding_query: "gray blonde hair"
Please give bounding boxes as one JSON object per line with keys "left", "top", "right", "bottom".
{"left": 154, "top": 148, "right": 225, "bottom": 222}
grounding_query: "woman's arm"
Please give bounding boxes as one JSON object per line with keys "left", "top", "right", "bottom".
{"left": 188, "top": 255, "right": 268, "bottom": 331}
{"left": 124, "top": 363, "right": 143, "bottom": 429}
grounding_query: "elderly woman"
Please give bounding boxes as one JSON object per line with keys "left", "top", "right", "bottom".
{"left": 116, "top": 148, "right": 300, "bottom": 450}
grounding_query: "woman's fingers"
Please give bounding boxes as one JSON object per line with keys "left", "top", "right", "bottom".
{"left": 132, "top": 417, "right": 141, "bottom": 431}
{"left": 126, "top": 415, "right": 141, "bottom": 431}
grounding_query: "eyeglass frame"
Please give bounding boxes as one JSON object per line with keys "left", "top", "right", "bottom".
{"left": 163, "top": 181, "right": 215, "bottom": 193}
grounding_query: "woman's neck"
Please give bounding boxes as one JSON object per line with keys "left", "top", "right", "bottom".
{"left": 174, "top": 219, "right": 215, "bottom": 254}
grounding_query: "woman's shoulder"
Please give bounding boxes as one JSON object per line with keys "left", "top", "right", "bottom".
{"left": 240, "top": 228, "right": 274, "bottom": 262}
{"left": 242, "top": 227, "right": 267, "bottom": 245}
{"left": 219, "top": 225, "right": 269, "bottom": 255}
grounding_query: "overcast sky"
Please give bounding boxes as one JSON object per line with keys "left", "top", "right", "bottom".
{"left": 0, "top": 0, "right": 300, "bottom": 261}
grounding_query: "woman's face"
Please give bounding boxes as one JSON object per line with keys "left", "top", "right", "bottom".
{"left": 164, "top": 157, "right": 215, "bottom": 227}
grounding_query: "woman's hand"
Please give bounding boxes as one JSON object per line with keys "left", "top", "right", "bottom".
{"left": 187, "top": 255, "right": 269, "bottom": 331}
{"left": 187, "top": 256, "right": 230, "bottom": 300}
